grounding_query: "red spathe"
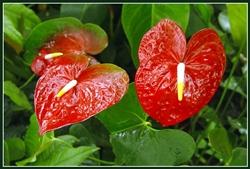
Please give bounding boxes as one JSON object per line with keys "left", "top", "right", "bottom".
{"left": 135, "top": 19, "right": 226, "bottom": 126}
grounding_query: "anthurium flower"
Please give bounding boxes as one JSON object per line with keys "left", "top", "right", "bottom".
{"left": 135, "top": 19, "right": 226, "bottom": 126}
{"left": 27, "top": 18, "right": 129, "bottom": 135}
{"left": 35, "top": 63, "right": 129, "bottom": 135}
{"left": 31, "top": 24, "right": 107, "bottom": 76}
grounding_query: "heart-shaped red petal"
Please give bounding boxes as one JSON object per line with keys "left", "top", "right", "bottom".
{"left": 31, "top": 27, "right": 106, "bottom": 76}
{"left": 138, "top": 19, "right": 186, "bottom": 65}
{"left": 135, "top": 19, "right": 226, "bottom": 126}
{"left": 31, "top": 51, "right": 90, "bottom": 76}
{"left": 35, "top": 64, "right": 129, "bottom": 135}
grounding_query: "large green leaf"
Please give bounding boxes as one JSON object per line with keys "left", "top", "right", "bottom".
{"left": 31, "top": 140, "right": 99, "bottom": 166}
{"left": 18, "top": 114, "right": 97, "bottom": 166}
{"left": 4, "top": 141, "right": 10, "bottom": 165}
{"left": 193, "top": 4, "right": 213, "bottom": 25}
{"left": 4, "top": 4, "right": 40, "bottom": 53}
{"left": 111, "top": 126, "right": 195, "bottom": 165}
{"left": 60, "top": 4, "right": 108, "bottom": 25}
{"left": 69, "top": 124, "right": 94, "bottom": 146}
{"left": 186, "top": 4, "right": 213, "bottom": 37}
{"left": 23, "top": 17, "right": 82, "bottom": 64}
{"left": 4, "top": 81, "right": 32, "bottom": 110}
{"left": 24, "top": 114, "right": 43, "bottom": 157}
{"left": 5, "top": 137, "right": 26, "bottom": 161}
{"left": 208, "top": 127, "right": 232, "bottom": 162}
{"left": 228, "top": 147, "right": 247, "bottom": 166}
{"left": 227, "top": 4, "right": 247, "bottom": 47}
{"left": 80, "top": 118, "right": 111, "bottom": 148}
{"left": 4, "top": 70, "right": 17, "bottom": 83}
{"left": 186, "top": 9, "right": 204, "bottom": 38}
{"left": 17, "top": 114, "right": 54, "bottom": 166}
{"left": 122, "top": 4, "right": 190, "bottom": 67}
{"left": 97, "top": 83, "right": 147, "bottom": 133}
{"left": 57, "top": 135, "right": 79, "bottom": 146}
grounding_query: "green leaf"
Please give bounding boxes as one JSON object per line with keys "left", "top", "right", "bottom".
{"left": 4, "top": 124, "right": 26, "bottom": 139}
{"left": 228, "top": 147, "right": 247, "bottom": 166}
{"left": 5, "top": 137, "right": 25, "bottom": 161}
{"left": 23, "top": 17, "right": 83, "bottom": 64}
{"left": 69, "top": 124, "right": 92, "bottom": 138}
{"left": 60, "top": 4, "right": 108, "bottom": 25}
{"left": 111, "top": 126, "right": 195, "bottom": 165}
{"left": 81, "top": 118, "right": 111, "bottom": 148}
{"left": 18, "top": 114, "right": 97, "bottom": 166}
{"left": 4, "top": 141, "right": 10, "bottom": 165}
{"left": 4, "top": 81, "right": 32, "bottom": 110}
{"left": 4, "top": 45, "right": 33, "bottom": 79}
{"left": 200, "top": 106, "right": 220, "bottom": 124}
{"left": 197, "top": 139, "right": 208, "bottom": 149}
{"left": 227, "top": 116, "right": 247, "bottom": 133}
{"left": 208, "top": 127, "right": 232, "bottom": 162}
{"left": 186, "top": 5, "right": 207, "bottom": 37}
{"left": 122, "top": 4, "right": 190, "bottom": 67}
{"left": 24, "top": 114, "right": 42, "bottom": 156}
{"left": 221, "top": 76, "right": 246, "bottom": 98}
{"left": 227, "top": 4, "right": 247, "bottom": 47}
{"left": 4, "top": 58, "right": 32, "bottom": 80}
{"left": 69, "top": 124, "right": 94, "bottom": 145}
{"left": 31, "top": 140, "right": 99, "bottom": 166}
{"left": 97, "top": 83, "right": 147, "bottom": 133}
{"left": 57, "top": 135, "right": 79, "bottom": 145}
{"left": 4, "top": 70, "right": 17, "bottom": 83}
{"left": 17, "top": 114, "right": 54, "bottom": 166}
{"left": 4, "top": 14, "right": 23, "bottom": 53}
{"left": 4, "top": 4, "right": 40, "bottom": 53}
{"left": 193, "top": 4, "right": 213, "bottom": 25}
{"left": 218, "top": 11, "right": 230, "bottom": 33}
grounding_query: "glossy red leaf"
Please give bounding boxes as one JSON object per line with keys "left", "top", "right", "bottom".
{"left": 31, "top": 51, "right": 90, "bottom": 76}
{"left": 135, "top": 19, "right": 226, "bottom": 126}
{"left": 138, "top": 19, "right": 186, "bottom": 65}
{"left": 35, "top": 64, "right": 129, "bottom": 135}
{"left": 31, "top": 27, "right": 106, "bottom": 76}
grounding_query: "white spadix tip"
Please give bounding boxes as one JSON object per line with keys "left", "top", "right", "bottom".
{"left": 177, "top": 63, "right": 185, "bottom": 101}
{"left": 45, "top": 52, "right": 63, "bottom": 59}
{"left": 56, "top": 80, "right": 77, "bottom": 98}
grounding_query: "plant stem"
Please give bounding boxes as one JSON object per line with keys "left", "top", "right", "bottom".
{"left": 215, "top": 41, "right": 245, "bottom": 114}
{"left": 88, "top": 156, "right": 115, "bottom": 165}
{"left": 238, "top": 107, "right": 247, "bottom": 119}
{"left": 220, "top": 75, "right": 246, "bottom": 117}
{"left": 190, "top": 109, "right": 205, "bottom": 132}
{"left": 19, "top": 74, "right": 35, "bottom": 89}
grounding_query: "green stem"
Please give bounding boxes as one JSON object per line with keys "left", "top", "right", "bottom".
{"left": 190, "top": 109, "right": 205, "bottom": 132}
{"left": 215, "top": 41, "right": 245, "bottom": 114}
{"left": 220, "top": 75, "right": 246, "bottom": 117}
{"left": 238, "top": 107, "right": 247, "bottom": 119}
{"left": 88, "top": 156, "right": 115, "bottom": 165}
{"left": 19, "top": 74, "right": 35, "bottom": 89}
